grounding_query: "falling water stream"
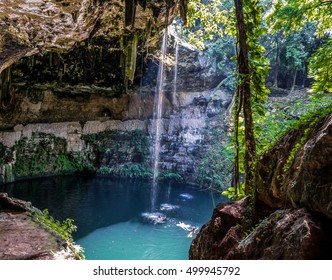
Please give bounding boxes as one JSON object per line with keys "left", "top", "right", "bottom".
{"left": 151, "top": 29, "right": 168, "bottom": 210}
{"left": 173, "top": 41, "right": 179, "bottom": 106}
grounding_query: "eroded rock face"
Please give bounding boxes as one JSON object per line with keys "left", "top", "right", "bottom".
{"left": 0, "top": 35, "right": 230, "bottom": 184}
{"left": 0, "top": 0, "right": 229, "bottom": 184}
{"left": 234, "top": 209, "right": 331, "bottom": 260}
{"left": 0, "top": 193, "right": 76, "bottom": 260}
{"left": 256, "top": 113, "right": 332, "bottom": 219}
{"left": 189, "top": 198, "right": 248, "bottom": 260}
{"left": 189, "top": 200, "right": 332, "bottom": 260}
{"left": 0, "top": 0, "right": 186, "bottom": 72}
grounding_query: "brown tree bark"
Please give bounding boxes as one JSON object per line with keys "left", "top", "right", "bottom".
{"left": 273, "top": 39, "right": 279, "bottom": 87}
{"left": 234, "top": 0, "right": 256, "bottom": 196}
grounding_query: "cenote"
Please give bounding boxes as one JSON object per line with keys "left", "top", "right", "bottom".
{"left": 1, "top": 175, "right": 226, "bottom": 260}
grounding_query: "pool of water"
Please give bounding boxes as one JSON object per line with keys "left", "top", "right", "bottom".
{"left": 1, "top": 175, "right": 226, "bottom": 260}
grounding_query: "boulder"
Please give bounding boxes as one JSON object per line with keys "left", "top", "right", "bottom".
{"left": 256, "top": 113, "right": 332, "bottom": 219}
{"left": 189, "top": 198, "right": 248, "bottom": 260}
{"left": 234, "top": 208, "right": 332, "bottom": 260}
{"left": 0, "top": 193, "right": 78, "bottom": 260}
{"left": 189, "top": 200, "right": 332, "bottom": 260}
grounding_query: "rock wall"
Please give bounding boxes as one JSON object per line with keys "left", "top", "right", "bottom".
{"left": 0, "top": 35, "right": 231, "bottom": 184}
{"left": 190, "top": 112, "right": 332, "bottom": 260}
{"left": 0, "top": 0, "right": 231, "bottom": 185}
{"left": 151, "top": 89, "right": 230, "bottom": 182}
{"left": 0, "top": 0, "right": 187, "bottom": 72}
{"left": 0, "top": 125, "right": 151, "bottom": 184}
{"left": 0, "top": 88, "right": 230, "bottom": 184}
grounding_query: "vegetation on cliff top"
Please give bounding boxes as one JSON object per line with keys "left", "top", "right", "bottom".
{"left": 187, "top": 0, "right": 332, "bottom": 207}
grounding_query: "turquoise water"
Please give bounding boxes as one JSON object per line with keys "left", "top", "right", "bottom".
{"left": 1, "top": 175, "right": 226, "bottom": 260}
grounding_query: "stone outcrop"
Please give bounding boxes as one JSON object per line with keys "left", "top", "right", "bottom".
{"left": 234, "top": 208, "right": 331, "bottom": 260}
{"left": 190, "top": 112, "right": 332, "bottom": 260}
{"left": 189, "top": 198, "right": 248, "bottom": 260}
{"left": 0, "top": 192, "right": 78, "bottom": 260}
{"left": 256, "top": 113, "right": 332, "bottom": 219}
{"left": 190, "top": 199, "right": 332, "bottom": 260}
{"left": 0, "top": 0, "right": 187, "bottom": 72}
{"left": 148, "top": 88, "right": 231, "bottom": 181}
{"left": 0, "top": 88, "right": 230, "bottom": 184}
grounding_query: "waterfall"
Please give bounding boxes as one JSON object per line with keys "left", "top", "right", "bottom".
{"left": 173, "top": 41, "right": 179, "bottom": 106}
{"left": 151, "top": 29, "right": 168, "bottom": 210}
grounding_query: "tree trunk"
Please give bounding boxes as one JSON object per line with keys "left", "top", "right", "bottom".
{"left": 234, "top": 0, "right": 256, "bottom": 196}
{"left": 273, "top": 39, "right": 279, "bottom": 87}
{"left": 290, "top": 69, "right": 297, "bottom": 93}
{"left": 233, "top": 87, "right": 241, "bottom": 196}
{"left": 302, "top": 65, "right": 306, "bottom": 88}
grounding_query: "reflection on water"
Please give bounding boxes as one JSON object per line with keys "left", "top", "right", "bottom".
{"left": 1, "top": 175, "right": 227, "bottom": 259}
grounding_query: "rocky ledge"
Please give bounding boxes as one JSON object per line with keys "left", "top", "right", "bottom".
{"left": 190, "top": 198, "right": 332, "bottom": 260}
{"left": 0, "top": 193, "right": 79, "bottom": 260}
{"left": 190, "top": 112, "right": 332, "bottom": 260}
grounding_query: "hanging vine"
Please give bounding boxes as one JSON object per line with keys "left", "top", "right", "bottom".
{"left": 232, "top": 0, "right": 269, "bottom": 200}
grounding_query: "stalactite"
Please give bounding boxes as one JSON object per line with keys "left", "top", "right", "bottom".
{"left": 125, "top": 0, "right": 135, "bottom": 27}
{"left": 138, "top": 0, "right": 147, "bottom": 10}
{"left": 0, "top": 66, "right": 12, "bottom": 108}
{"left": 120, "top": 33, "right": 139, "bottom": 90}
{"left": 49, "top": 52, "right": 53, "bottom": 68}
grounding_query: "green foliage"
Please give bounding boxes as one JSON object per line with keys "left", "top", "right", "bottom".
{"left": 243, "top": 1, "right": 270, "bottom": 118}
{"left": 281, "top": 101, "right": 332, "bottom": 173}
{"left": 186, "top": 0, "right": 232, "bottom": 49}
{"left": 187, "top": 0, "right": 269, "bottom": 198}
{"left": 158, "top": 172, "right": 183, "bottom": 182}
{"left": 257, "top": 94, "right": 332, "bottom": 153}
{"left": 197, "top": 122, "right": 233, "bottom": 189}
{"left": 265, "top": 0, "right": 332, "bottom": 93}
{"left": 33, "top": 209, "right": 84, "bottom": 259}
{"left": 308, "top": 39, "right": 332, "bottom": 93}
{"left": 186, "top": 0, "right": 332, "bottom": 202}
{"left": 54, "top": 153, "right": 75, "bottom": 172}
{"left": 84, "top": 129, "right": 151, "bottom": 179}
{"left": 34, "top": 209, "right": 76, "bottom": 242}
{"left": 98, "top": 163, "right": 152, "bottom": 179}
{"left": 206, "top": 35, "right": 237, "bottom": 91}
{"left": 266, "top": 0, "right": 332, "bottom": 36}
{"left": 11, "top": 133, "right": 93, "bottom": 178}
{"left": 222, "top": 184, "right": 245, "bottom": 200}
{"left": 285, "top": 32, "right": 308, "bottom": 71}
{"left": 223, "top": 92, "right": 332, "bottom": 199}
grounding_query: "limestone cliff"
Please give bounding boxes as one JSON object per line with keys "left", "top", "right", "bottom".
{"left": 0, "top": 7, "right": 229, "bottom": 185}
{"left": 0, "top": 0, "right": 232, "bottom": 185}
{"left": 190, "top": 112, "right": 332, "bottom": 260}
